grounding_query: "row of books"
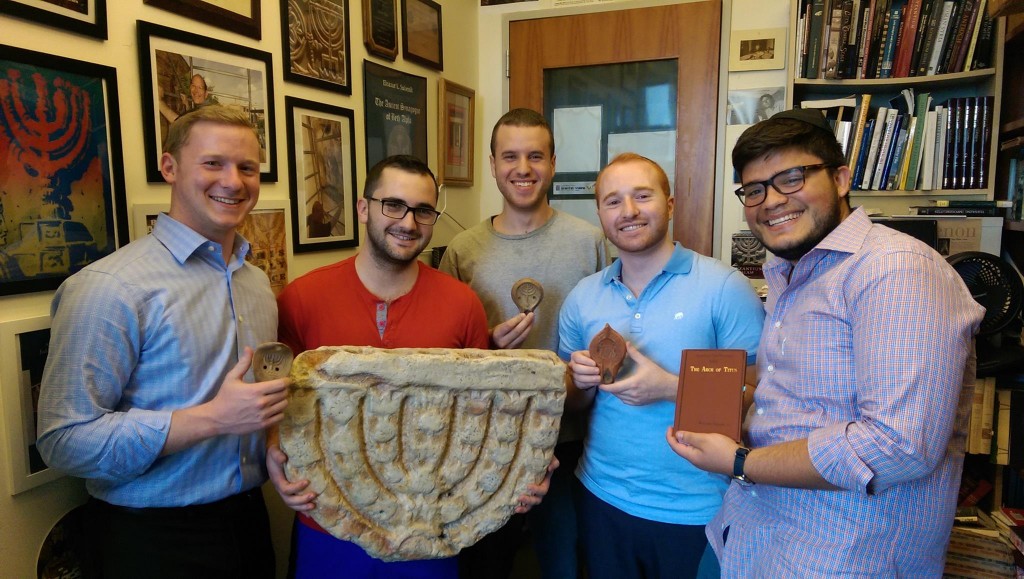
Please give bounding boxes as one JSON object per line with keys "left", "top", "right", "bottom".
{"left": 801, "top": 90, "right": 993, "bottom": 191}
{"left": 910, "top": 199, "right": 1014, "bottom": 216}
{"left": 797, "top": 0, "right": 996, "bottom": 80}
{"left": 947, "top": 506, "right": 1024, "bottom": 576}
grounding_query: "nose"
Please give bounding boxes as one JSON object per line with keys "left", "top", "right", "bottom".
{"left": 220, "top": 165, "right": 243, "bottom": 190}
{"left": 622, "top": 196, "right": 639, "bottom": 216}
{"left": 514, "top": 155, "right": 530, "bottom": 174}
{"left": 397, "top": 207, "right": 419, "bottom": 227}
{"left": 761, "top": 183, "right": 790, "bottom": 208}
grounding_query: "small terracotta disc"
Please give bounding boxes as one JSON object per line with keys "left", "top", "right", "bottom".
{"left": 511, "top": 278, "right": 544, "bottom": 313}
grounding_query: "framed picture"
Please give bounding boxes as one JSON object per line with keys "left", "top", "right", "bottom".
{"left": 726, "top": 86, "right": 785, "bottom": 126}
{"left": 362, "top": 0, "right": 398, "bottom": 61}
{"left": 362, "top": 61, "right": 427, "bottom": 172}
{"left": 131, "top": 203, "right": 168, "bottom": 240}
{"left": 137, "top": 21, "right": 277, "bottom": 183}
{"left": 401, "top": 0, "right": 442, "bottom": 71}
{"left": 286, "top": 96, "right": 359, "bottom": 253}
{"left": 281, "top": 0, "right": 352, "bottom": 94}
{"left": 143, "top": 0, "right": 261, "bottom": 40}
{"left": 0, "top": 44, "right": 129, "bottom": 296}
{"left": 1, "top": 314, "right": 63, "bottom": 495}
{"left": 438, "top": 79, "right": 475, "bottom": 187}
{"left": 0, "top": 0, "right": 107, "bottom": 39}
{"left": 729, "top": 28, "right": 786, "bottom": 72}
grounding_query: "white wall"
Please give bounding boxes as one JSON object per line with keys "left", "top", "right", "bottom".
{"left": 0, "top": 1, "right": 479, "bottom": 576}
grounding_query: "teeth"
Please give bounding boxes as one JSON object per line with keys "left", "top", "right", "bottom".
{"left": 767, "top": 212, "right": 801, "bottom": 226}
{"left": 512, "top": 181, "right": 533, "bottom": 187}
{"left": 212, "top": 196, "right": 242, "bottom": 205}
{"left": 621, "top": 224, "right": 644, "bottom": 231}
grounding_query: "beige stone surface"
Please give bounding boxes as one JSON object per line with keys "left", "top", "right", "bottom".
{"left": 279, "top": 346, "right": 568, "bottom": 562}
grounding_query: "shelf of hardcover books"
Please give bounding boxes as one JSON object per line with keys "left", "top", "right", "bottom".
{"left": 790, "top": 1, "right": 1005, "bottom": 201}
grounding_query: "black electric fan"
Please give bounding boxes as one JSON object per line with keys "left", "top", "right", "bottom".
{"left": 947, "top": 252, "right": 1024, "bottom": 377}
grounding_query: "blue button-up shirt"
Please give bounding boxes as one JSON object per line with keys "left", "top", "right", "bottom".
{"left": 37, "top": 214, "right": 277, "bottom": 507}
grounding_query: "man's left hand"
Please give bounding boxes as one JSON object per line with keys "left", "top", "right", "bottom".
{"left": 514, "top": 456, "right": 559, "bottom": 514}
{"left": 601, "top": 343, "right": 676, "bottom": 405}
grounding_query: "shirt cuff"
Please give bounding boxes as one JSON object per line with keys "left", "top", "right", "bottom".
{"left": 807, "top": 422, "right": 875, "bottom": 493}
{"left": 109, "top": 408, "right": 173, "bottom": 477}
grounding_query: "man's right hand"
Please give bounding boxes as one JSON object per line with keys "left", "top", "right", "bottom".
{"left": 266, "top": 427, "right": 317, "bottom": 511}
{"left": 491, "top": 311, "right": 535, "bottom": 349}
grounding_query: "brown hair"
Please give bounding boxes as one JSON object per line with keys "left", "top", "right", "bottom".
{"left": 163, "top": 105, "right": 257, "bottom": 158}
{"left": 363, "top": 155, "right": 438, "bottom": 200}
{"left": 489, "top": 108, "right": 554, "bottom": 157}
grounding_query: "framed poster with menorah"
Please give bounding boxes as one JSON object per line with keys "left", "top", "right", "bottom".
{"left": 0, "top": 44, "right": 128, "bottom": 296}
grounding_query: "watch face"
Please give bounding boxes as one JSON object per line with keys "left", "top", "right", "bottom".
{"left": 732, "top": 475, "right": 754, "bottom": 487}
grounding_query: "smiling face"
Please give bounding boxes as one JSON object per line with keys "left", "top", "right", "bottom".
{"left": 358, "top": 167, "right": 437, "bottom": 268}
{"left": 162, "top": 121, "right": 261, "bottom": 250}
{"left": 489, "top": 124, "right": 555, "bottom": 214}
{"left": 190, "top": 74, "right": 209, "bottom": 106}
{"left": 740, "top": 147, "right": 851, "bottom": 263}
{"left": 595, "top": 158, "right": 674, "bottom": 258}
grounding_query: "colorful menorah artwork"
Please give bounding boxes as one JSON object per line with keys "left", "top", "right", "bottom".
{"left": 0, "top": 53, "right": 118, "bottom": 293}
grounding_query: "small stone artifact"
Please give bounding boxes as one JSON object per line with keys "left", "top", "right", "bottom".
{"left": 511, "top": 278, "right": 544, "bottom": 313}
{"left": 279, "top": 346, "right": 568, "bottom": 561}
{"left": 252, "top": 342, "right": 293, "bottom": 381}
{"left": 589, "top": 324, "right": 627, "bottom": 384}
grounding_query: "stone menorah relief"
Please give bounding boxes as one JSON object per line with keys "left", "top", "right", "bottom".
{"left": 589, "top": 324, "right": 627, "bottom": 384}
{"left": 511, "top": 278, "right": 543, "bottom": 313}
{"left": 278, "top": 346, "right": 568, "bottom": 561}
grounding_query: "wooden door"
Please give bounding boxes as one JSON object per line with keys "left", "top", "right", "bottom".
{"left": 509, "top": 2, "right": 721, "bottom": 256}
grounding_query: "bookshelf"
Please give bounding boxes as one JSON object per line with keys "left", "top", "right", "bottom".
{"left": 997, "top": 14, "right": 1024, "bottom": 271}
{"left": 787, "top": 0, "right": 1006, "bottom": 216}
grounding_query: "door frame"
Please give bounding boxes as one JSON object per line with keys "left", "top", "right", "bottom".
{"left": 500, "top": 0, "right": 733, "bottom": 258}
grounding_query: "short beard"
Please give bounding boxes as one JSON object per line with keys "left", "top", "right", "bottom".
{"left": 762, "top": 197, "right": 845, "bottom": 262}
{"left": 366, "top": 223, "right": 422, "bottom": 269}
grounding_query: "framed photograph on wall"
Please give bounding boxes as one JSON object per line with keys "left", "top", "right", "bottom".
{"left": 362, "top": 0, "right": 398, "bottom": 61}
{"left": 0, "top": 44, "right": 129, "bottom": 297}
{"left": 286, "top": 96, "right": 359, "bottom": 253}
{"left": 237, "top": 199, "right": 289, "bottom": 295}
{"left": 131, "top": 203, "right": 169, "bottom": 240}
{"left": 137, "top": 21, "right": 277, "bottom": 183}
{"left": 0, "top": 0, "right": 107, "bottom": 39}
{"left": 143, "top": 0, "right": 261, "bottom": 40}
{"left": 362, "top": 60, "right": 427, "bottom": 172}
{"left": 729, "top": 28, "right": 786, "bottom": 72}
{"left": 1, "top": 314, "right": 63, "bottom": 495}
{"left": 281, "top": 0, "right": 352, "bottom": 94}
{"left": 401, "top": 0, "right": 442, "bottom": 70}
{"left": 438, "top": 79, "right": 475, "bottom": 187}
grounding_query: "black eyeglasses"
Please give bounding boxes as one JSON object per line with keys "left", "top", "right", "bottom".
{"left": 734, "top": 164, "right": 834, "bottom": 207}
{"left": 368, "top": 197, "right": 441, "bottom": 225}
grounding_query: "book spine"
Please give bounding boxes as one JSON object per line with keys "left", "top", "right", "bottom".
{"left": 852, "top": 119, "right": 876, "bottom": 188}
{"left": 894, "top": 0, "right": 922, "bottom": 77}
{"left": 962, "top": 0, "right": 988, "bottom": 72}
{"left": 884, "top": 121, "right": 910, "bottom": 189}
{"left": 971, "top": 10, "right": 995, "bottom": 69}
{"left": 926, "top": 1, "right": 956, "bottom": 75}
{"left": 896, "top": 116, "right": 917, "bottom": 188}
{"left": 978, "top": 95, "right": 993, "bottom": 189}
{"left": 807, "top": 0, "right": 828, "bottom": 78}
{"left": 905, "top": 92, "right": 932, "bottom": 189}
{"left": 908, "top": 0, "right": 937, "bottom": 75}
{"left": 873, "top": 6, "right": 894, "bottom": 77}
{"left": 847, "top": 94, "right": 873, "bottom": 171}
{"left": 856, "top": 1, "right": 873, "bottom": 77}
{"left": 957, "top": 97, "right": 973, "bottom": 189}
{"left": 916, "top": 0, "right": 944, "bottom": 75}
{"left": 844, "top": 0, "right": 863, "bottom": 78}
{"left": 825, "top": 4, "right": 845, "bottom": 78}
{"left": 879, "top": 2, "right": 903, "bottom": 78}
{"left": 934, "top": 105, "right": 948, "bottom": 188}
{"left": 913, "top": 206, "right": 1000, "bottom": 215}
{"left": 952, "top": 0, "right": 982, "bottom": 73}
{"left": 920, "top": 110, "right": 937, "bottom": 190}
{"left": 939, "top": 0, "right": 971, "bottom": 74}
{"left": 836, "top": 0, "right": 855, "bottom": 78}
{"left": 943, "top": 99, "right": 959, "bottom": 189}
{"left": 870, "top": 107, "right": 898, "bottom": 189}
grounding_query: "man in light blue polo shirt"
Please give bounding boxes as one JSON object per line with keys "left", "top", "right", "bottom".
{"left": 558, "top": 153, "right": 764, "bottom": 579}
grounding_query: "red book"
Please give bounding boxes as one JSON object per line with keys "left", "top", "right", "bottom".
{"left": 893, "top": 0, "right": 923, "bottom": 77}
{"left": 673, "top": 349, "right": 747, "bottom": 442}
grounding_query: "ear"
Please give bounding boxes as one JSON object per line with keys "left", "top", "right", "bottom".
{"left": 833, "top": 164, "right": 852, "bottom": 200}
{"left": 489, "top": 154, "right": 497, "bottom": 179}
{"left": 550, "top": 153, "right": 557, "bottom": 173}
{"left": 356, "top": 197, "right": 370, "bottom": 224}
{"left": 160, "top": 152, "right": 177, "bottom": 185}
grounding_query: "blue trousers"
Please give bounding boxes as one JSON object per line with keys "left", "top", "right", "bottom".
{"left": 578, "top": 487, "right": 708, "bottom": 579}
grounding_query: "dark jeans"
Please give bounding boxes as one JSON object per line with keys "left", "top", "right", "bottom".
{"left": 85, "top": 488, "right": 275, "bottom": 579}
{"left": 527, "top": 440, "right": 585, "bottom": 579}
{"left": 578, "top": 487, "right": 708, "bottom": 579}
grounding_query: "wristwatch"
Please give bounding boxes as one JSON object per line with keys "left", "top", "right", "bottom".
{"left": 732, "top": 447, "right": 755, "bottom": 486}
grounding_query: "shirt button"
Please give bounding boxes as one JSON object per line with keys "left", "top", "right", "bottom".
{"left": 751, "top": 490, "right": 758, "bottom": 497}
{"left": 207, "top": 245, "right": 215, "bottom": 251}
{"left": 634, "top": 313, "right": 641, "bottom": 319}
{"left": 767, "top": 364, "right": 774, "bottom": 372}
{"left": 238, "top": 315, "right": 245, "bottom": 322}
{"left": 756, "top": 407, "right": 764, "bottom": 415}
{"left": 626, "top": 295, "right": 633, "bottom": 301}
{"left": 774, "top": 321, "right": 781, "bottom": 328}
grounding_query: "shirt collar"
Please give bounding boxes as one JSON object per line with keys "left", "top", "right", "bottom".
{"left": 600, "top": 241, "right": 694, "bottom": 284}
{"left": 152, "top": 213, "right": 252, "bottom": 265}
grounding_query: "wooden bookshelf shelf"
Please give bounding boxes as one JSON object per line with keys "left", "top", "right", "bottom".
{"left": 793, "top": 68, "right": 997, "bottom": 92}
